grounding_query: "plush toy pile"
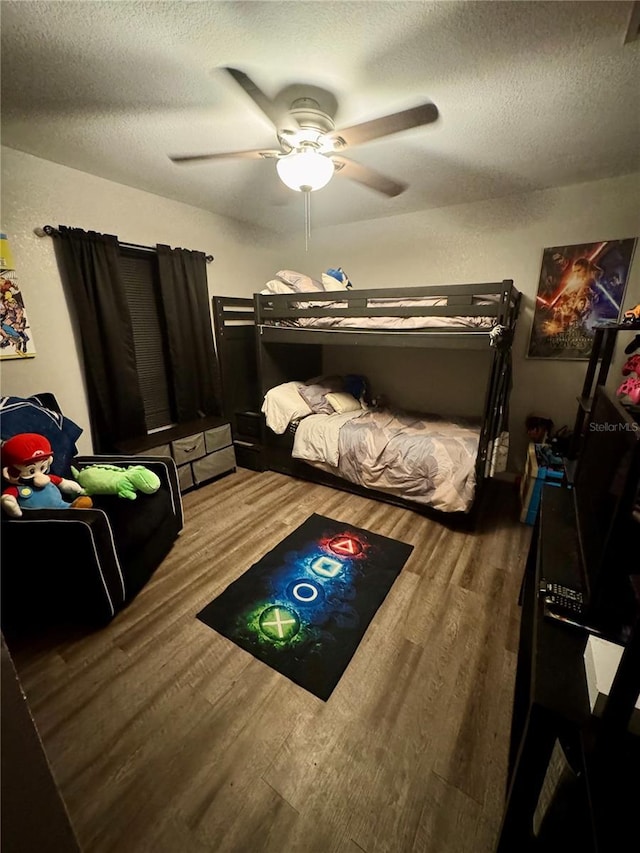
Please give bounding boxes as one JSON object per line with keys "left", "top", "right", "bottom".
{"left": 1, "top": 432, "right": 161, "bottom": 518}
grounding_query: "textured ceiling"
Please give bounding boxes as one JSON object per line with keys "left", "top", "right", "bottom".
{"left": 2, "top": 1, "right": 639, "bottom": 234}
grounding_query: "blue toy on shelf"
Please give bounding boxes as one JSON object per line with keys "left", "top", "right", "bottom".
{"left": 519, "top": 443, "right": 565, "bottom": 525}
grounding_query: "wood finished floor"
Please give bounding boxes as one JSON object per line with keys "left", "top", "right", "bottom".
{"left": 8, "top": 469, "right": 531, "bottom": 853}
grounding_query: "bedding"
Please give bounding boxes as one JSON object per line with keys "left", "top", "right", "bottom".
{"left": 261, "top": 382, "right": 313, "bottom": 434}
{"left": 324, "top": 391, "right": 362, "bottom": 413}
{"left": 322, "top": 272, "right": 349, "bottom": 291}
{"left": 297, "top": 376, "right": 344, "bottom": 414}
{"left": 292, "top": 410, "right": 365, "bottom": 467}
{"left": 293, "top": 408, "right": 480, "bottom": 513}
{"left": 260, "top": 275, "right": 500, "bottom": 331}
{"left": 290, "top": 297, "right": 496, "bottom": 331}
{"left": 269, "top": 270, "right": 324, "bottom": 292}
{"left": 261, "top": 375, "right": 368, "bottom": 433}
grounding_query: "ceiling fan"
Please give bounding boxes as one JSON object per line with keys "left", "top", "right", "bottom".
{"left": 169, "top": 67, "right": 439, "bottom": 196}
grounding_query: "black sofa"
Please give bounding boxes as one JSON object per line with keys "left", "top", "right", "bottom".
{"left": 1, "top": 393, "right": 183, "bottom": 629}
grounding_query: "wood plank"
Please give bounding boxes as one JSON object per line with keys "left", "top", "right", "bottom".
{"left": 7, "top": 473, "right": 531, "bottom": 853}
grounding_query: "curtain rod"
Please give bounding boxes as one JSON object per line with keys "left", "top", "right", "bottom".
{"left": 35, "top": 225, "right": 214, "bottom": 263}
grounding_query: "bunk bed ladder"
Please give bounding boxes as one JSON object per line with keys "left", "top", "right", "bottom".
{"left": 477, "top": 280, "right": 519, "bottom": 480}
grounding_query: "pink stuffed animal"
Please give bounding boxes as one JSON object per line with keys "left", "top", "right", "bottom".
{"left": 622, "top": 354, "right": 640, "bottom": 376}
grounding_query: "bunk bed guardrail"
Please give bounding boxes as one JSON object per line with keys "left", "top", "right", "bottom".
{"left": 255, "top": 281, "right": 518, "bottom": 324}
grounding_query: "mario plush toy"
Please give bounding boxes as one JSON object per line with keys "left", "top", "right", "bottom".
{"left": 1, "top": 432, "right": 92, "bottom": 518}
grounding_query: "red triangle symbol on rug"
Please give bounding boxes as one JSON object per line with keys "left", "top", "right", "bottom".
{"left": 331, "top": 537, "right": 358, "bottom": 555}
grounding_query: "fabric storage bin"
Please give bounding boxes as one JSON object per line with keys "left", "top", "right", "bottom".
{"left": 115, "top": 415, "right": 235, "bottom": 493}
{"left": 204, "top": 424, "right": 232, "bottom": 454}
{"left": 178, "top": 463, "right": 195, "bottom": 492}
{"left": 192, "top": 446, "right": 236, "bottom": 485}
{"left": 171, "top": 433, "right": 206, "bottom": 465}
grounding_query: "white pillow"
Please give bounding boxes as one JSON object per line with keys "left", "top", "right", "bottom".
{"left": 276, "top": 270, "right": 324, "bottom": 292}
{"left": 325, "top": 391, "right": 362, "bottom": 414}
{"left": 322, "top": 272, "right": 349, "bottom": 291}
{"left": 261, "top": 382, "right": 313, "bottom": 434}
{"left": 261, "top": 278, "right": 297, "bottom": 295}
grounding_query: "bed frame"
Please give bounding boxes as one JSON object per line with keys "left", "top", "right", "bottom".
{"left": 213, "top": 280, "right": 521, "bottom": 515}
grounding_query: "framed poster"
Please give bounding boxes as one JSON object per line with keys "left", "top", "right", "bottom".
{"left": 527, "top": 238, "right": 636, "bottom": 360}
{"left": 0, "top": 232, "right": 36, "bottom": 359}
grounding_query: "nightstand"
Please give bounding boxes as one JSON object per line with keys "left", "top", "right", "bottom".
{"left": 232, "top": 410, "right": 265, "bottom": 471}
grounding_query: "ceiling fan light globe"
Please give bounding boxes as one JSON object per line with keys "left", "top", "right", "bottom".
{"left": 276, "top": 150, "right": 334, "bottom": 192}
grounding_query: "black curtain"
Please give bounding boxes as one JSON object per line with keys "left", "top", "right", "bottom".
{"left": 53, "top": 227, "right": 147, "bottom": 451}
{"left": 156, "top": 244, "right": 220, "bottom": 421}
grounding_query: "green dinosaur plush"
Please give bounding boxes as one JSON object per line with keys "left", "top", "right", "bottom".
{"left": 71, "top": 463, "right": 161, "bottom": 500}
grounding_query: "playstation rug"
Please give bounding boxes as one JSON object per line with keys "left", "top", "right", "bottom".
{"left": 196, "top": 513, "right": 413, "bottom": 700}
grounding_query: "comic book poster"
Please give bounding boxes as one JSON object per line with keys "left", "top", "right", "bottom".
{"left": 527, "top": 238, "right": 636, "bottom": 359}
{"left": 0, "top": 232, "right": 36, "bottom": 359}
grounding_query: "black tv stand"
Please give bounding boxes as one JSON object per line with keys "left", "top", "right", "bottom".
{"left": 541, "top": 604, "right": 602, "bottom": 637}
{"left": 496, "top": 483, "right": 639, "bottom": 852}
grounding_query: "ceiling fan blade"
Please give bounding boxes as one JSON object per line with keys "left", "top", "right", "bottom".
{"left": 169, "top": 148, "right": 281, "bottom": 164}
{"left": 222, "top": 66, "right": 297, "bottom": 132}
{"left": 331, "top": 102, "right": 439, "bottom": 148}
{"left": 332, "top": 156, "right": 407, "bottom": 197}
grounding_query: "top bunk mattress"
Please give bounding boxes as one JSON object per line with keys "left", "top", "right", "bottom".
{"left": 257, "top": 272, "right": 519, "bottom": 335}
{"left": 264, "top": 295, "right": 498, "bottom": 331}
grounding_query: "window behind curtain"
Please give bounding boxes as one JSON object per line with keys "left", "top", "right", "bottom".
{"left": 119, "top": 249, "right": 176, "bottom": 432}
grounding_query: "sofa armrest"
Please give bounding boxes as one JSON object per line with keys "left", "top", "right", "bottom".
{"left": 73, "top": 454, "right": 183, "bottom": 531}
{"left": 1, "top": 508, "right": 126, "bottom": 626}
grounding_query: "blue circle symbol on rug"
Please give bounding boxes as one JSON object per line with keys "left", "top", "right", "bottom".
{"left": 288, "top": 579, "right": 324, "bottom": 606}
{"left": 259, "top": 605, "right": 300, "bottom": 642}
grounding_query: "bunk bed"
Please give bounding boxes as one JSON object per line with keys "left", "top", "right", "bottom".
{"left": 212, "top": 279, "right": 521, "bottom": 515}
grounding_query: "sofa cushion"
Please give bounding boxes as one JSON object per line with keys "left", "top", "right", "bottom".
{"left": 90, "top": 489, "right": 173, "bottom": 560}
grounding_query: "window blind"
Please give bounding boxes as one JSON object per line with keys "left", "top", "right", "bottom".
{"left": 119, "top": 251, "right": 175, "bottom": 432}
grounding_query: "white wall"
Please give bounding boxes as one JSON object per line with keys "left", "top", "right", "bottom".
{"left": 278, "top": 173, "right": 640, "bottom": 469}
{"left": 0, "top": 147, "right": 280, "bottom": 453}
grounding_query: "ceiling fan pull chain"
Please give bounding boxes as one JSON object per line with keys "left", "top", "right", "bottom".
{"left": 304, "top": 188, "right": 311, "bottom": 251}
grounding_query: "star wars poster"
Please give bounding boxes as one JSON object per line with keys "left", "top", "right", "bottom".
{"left": 0, "top": 232, "right": 36, "bottom": 359}
{"left": 527, "top": 238, "right": 636, "bottom": 359}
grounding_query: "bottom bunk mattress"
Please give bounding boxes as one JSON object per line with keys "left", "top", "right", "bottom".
{"left": 291, "top": 408, "right": 481, "bottom": 513}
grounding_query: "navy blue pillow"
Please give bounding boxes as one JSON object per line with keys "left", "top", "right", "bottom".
{"left": 344, "top": 374, "right": 370, "bottom": 404}
{"left": 0, "top": 395, "right": 83, "bottom": 477}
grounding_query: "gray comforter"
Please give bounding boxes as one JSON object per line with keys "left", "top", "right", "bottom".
{"left": 293, "top": 408, "right": 480, "bottom": 513}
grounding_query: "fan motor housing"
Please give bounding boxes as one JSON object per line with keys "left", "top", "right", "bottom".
{"left": 289, "top": 98, "right": 335, "bottom": 133}
{"left": 278, "top": 97, "right": 337, "bottom": 152}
